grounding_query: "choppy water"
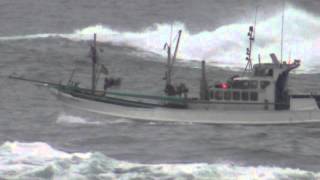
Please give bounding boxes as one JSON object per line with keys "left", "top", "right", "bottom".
{"left": 1, "top": 0, "right": 320, "bottom": 179}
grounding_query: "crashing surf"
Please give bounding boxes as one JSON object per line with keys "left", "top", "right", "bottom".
{"left": 0, "top": 141, "right": 319, "bottom": 179}
{"left": 0, "top": 7, "right": 319, "bottom": 73}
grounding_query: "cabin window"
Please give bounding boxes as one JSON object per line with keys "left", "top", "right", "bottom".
{"left": 224, "top": 91, "right": 231, "bottom": 100}
{"left": 233, "top": 91, "right": 240, "bottom": 101}
{"left": 250, "top": 92, "right": 258, "bottom": 101}
{"left": 254, "top": 68, "right": 274, "bottom": 77}
{"left": 260, "top": 81, "right": 270, "bottom": 89}
{"left": 241, "top": 92, "right": 249, "bottom": 101}
{"left": 232, "top": 80, "right": 257, "bottom": 89}
{"left": 254, "top": 68, "right": 265, "bottom": 76}
{"left": 267, "top": 69, "right": 273, "bottom": 76}
{"left": 232, "top": 81, "right": 247, "bottom": 89}
{"left": 248, "top": 81, "right": 258, "bottom": 89}
{"left": 215, "top": 91, "right": 223, "bottom": 100}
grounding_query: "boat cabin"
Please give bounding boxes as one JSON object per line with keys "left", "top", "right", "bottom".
{"left": 207, "top": 55, "right": 300, "bottom": 110}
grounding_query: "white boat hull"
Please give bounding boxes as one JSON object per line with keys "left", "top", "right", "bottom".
{"left": 56, "top": 90, "right": 320, "bottom": 125}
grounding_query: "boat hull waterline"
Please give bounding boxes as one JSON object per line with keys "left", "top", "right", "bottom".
{"left": 56, "top": 90, "right": 320, "bottom": 125}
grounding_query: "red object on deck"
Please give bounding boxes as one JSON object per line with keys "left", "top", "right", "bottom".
{"left": 221, "top": 83, "right": 229, "bottom": 89}
{"left": 214, "top": 82, "right": 230, "bottom": 89}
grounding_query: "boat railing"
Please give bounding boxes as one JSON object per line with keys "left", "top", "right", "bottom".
{"left": 105, "top": 91, "right": 187, "bottom": 103}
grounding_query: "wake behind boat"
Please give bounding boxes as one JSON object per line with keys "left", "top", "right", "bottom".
{"left": 9, "top": 25, "right": 320, "bottom": 125}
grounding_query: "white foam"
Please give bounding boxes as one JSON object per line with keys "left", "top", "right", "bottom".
{"left": 0, "top": 7, "right": 319, "bottom": 72}
{"left": 107, "top": 118, "right": 133, "bottom": 124}
{"left": 56, "top": 113, "right": 101, "bottom": 125}
{"left": 0, "top": 141, "right": 91, "bottom": 179}
{"left": 70, "top": 7, "right": 318, "bottom": 72}
{"left": 0, "top": 141, "right": 319, "bottom": 179}
{"left": 0, "top": 33, "right": 59, "bottom": 41}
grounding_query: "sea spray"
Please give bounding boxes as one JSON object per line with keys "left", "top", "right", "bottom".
{"left": 0, "top": 141, "right": 319, "bottom": 179}
{"left": 56, "top": 113, "right": 101, "bottom": 125}
{"left": 0, "top": 7, "right": 319, "bottom": 72}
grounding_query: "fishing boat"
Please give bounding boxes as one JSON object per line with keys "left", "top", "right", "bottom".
{"left": 9, "top": 26, "right": 320, "bottom": 125}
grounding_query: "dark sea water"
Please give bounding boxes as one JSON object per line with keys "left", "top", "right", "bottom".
{"left": 1, "top": 0, "right": 320, "bottom": 179}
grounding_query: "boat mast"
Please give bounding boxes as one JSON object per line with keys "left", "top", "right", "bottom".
{"left": 164, "top": 30, "right": 182, "bottom": 95}
{"left": 200, "top": 60, "right": 208, "bottom": 100}
{"left": 166, "top": 44, "right": 172, "bottom": 86}
{"left": 91, "top": 33, "right": 98, "bottom": 94}
{"left": 167, "top": 30, "right": 182, "bottom": 85}
{"left": 168, "top": 30, "right": 182, "bottom": 83}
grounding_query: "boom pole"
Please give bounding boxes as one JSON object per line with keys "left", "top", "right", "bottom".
{"left": 8, "top": 75, "right": 61, "bottom": 87}
{"left": 171, "top": 30, "right": 182, "bottom": 66}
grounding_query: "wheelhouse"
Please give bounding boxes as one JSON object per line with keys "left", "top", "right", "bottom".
{"left": 206, "top": 57, "right": 300, "bottom": 110}
{"left": 209, "top": 78, "right": 269, "bottom": 103}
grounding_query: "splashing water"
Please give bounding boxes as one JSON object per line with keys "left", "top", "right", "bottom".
{"left": 0, "top": 141, "right": 319, "bottom": 179}
{"left": 56, "top": 113, "right": 101, "bottom": 125}
{"left": 0, "top": 7, "right": 319, "bottom": 72}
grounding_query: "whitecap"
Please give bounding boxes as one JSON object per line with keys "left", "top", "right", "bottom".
{"left": 0, "top": 7, "right": 319, "bottom": 73}
{"left": 56, "top": 113, "right": 101, "bottom": 125}
{"left": 0, "top": 141, "right": 319, "bottom": 179}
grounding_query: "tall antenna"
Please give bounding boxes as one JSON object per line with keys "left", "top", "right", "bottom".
{"left": 280, "top": 0, "right": 285, "bottom": 63}
{"left": 288, "top": 50, "right": 291, "bottom": 64}
{"left": 243, "top": 6, "right": 258, "bottom": 73}
{"left": 170, "top": 24, "right": 173, "bottom": 48}
{"left": 254, "top": 6, "right": 259, "bottom": 38}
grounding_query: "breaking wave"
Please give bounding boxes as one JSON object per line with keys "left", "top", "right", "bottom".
{"left": 56, "top": 113, "right": 101, "bottom": 125}
{"left": 0, "top": 7, "right": 319, "bottom": 72}
{"left": 0, "top": 141, "right": 319, "bottom": 179}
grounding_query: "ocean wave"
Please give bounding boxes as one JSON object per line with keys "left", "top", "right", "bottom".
{"left": 56, "top": 113, "right": 135, "bottom": 125}
{"left": 0, "top": 141, "right": 319, "bottom": 180}
{"left": 0, "top": 7, "right": 319, "bottom": 72}
{"left": 67, "top": 7, "right": 320, "bottom": 73}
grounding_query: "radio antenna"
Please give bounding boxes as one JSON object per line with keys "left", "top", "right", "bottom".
{"left": 254, "top": 6, "right": 259, "bottom": 38}
{"left": 243, "top": 6, "right": 259, "bottom": 74}
{"left": 280, "top": 0, "right": 285, "bottom": 64}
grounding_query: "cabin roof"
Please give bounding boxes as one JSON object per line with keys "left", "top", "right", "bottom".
{"left": 233, "top": 76, "right": 273, "bottom": 81}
